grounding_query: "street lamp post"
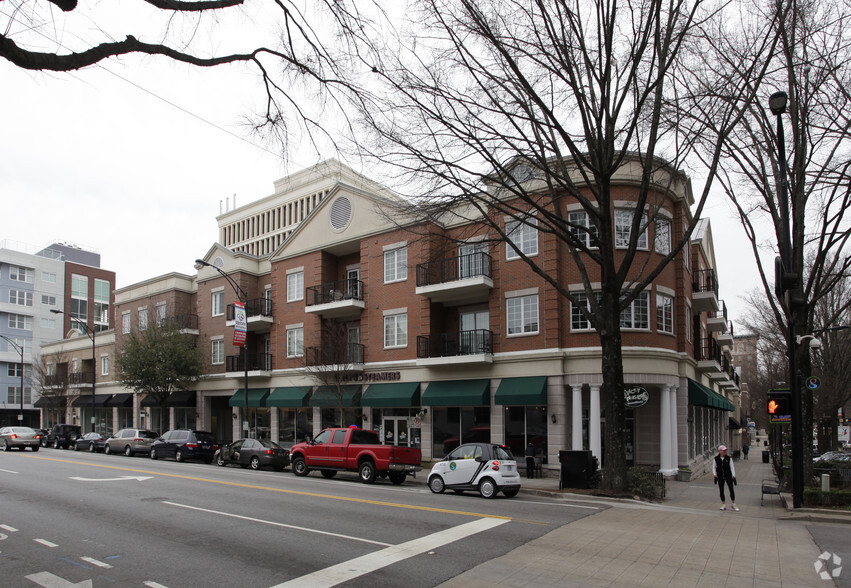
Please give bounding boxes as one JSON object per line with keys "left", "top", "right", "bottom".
{"left": 196, "top": 260, "right": 252, "bottom": 438}
{"left": 1, "top": 335, "right": 25, "bottom": 425}
{"left": 769, "top": 90, "right": 804, "bottom": 508}
{"left": 51, "top": 310, "right": 96, "bottom": 433}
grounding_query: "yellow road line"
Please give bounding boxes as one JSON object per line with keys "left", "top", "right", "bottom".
{"left": 22, "top": 454, "right": 538, "bottom": 522}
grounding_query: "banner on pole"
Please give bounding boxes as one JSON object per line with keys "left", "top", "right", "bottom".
{"left": 233, "top": 301, "right": 247, "bottom": 347}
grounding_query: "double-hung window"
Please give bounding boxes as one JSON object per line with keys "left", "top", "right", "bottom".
{"left": 506, "top": 217, "right": 538, "bottom": 260}
{"left": 571, "top": 292, "right": 599, "bottom": 330}
{"left": 620, "top": 291, "right": 650, "bottom": 329}
{"left": 138, "top": 308, "right": 148, "bottom": 331}
{"left": 287, "top": 271, "right": 304, "bottom": 302}
{"left": 212, "top": 291, "right": 224, "bottom": 317}
{"left": 211, "top": 338, "right": 224, "bottom": 365}
{"left": 655, "top": 218, "right": 671, "bottom": 255}
{"left": 384, "top": 247, "right": 408, "bottom": 283}
{"left": 615, "top": 209, "right": 648, "bottom": 249}
{"left": 506, "top": 294, "right": 539, "bottom": 335}
{"left": 287, "top": 326, "right": 304, "bottom": 357}
{"left": 568, "top": 211, "right": 599, "bottom": 248}
{"left": 657, "top": 294, "right": 674, "bottom": 334}
{"left": 384, "top": 311, "right": 408, "bottom": 348}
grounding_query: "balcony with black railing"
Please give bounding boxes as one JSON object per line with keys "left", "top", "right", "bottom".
{"left": 304, "top": 343, "right": 365, "bottom": 370}
{"left": 68, "top": 371, "right": 94, "bottom": 387}
{"left": 226, "top": 352, "right": 273, "bottom": 374}
{"left": 226, "top": 298, "right": 274, "bottom": 332}
{"left": 305, "top": 279, "right": 365, "bottom": 320}
{"left": 44, "top": 374, "right": 68, "bottom": 388}
{"left": 707, "top": 300, "right": 728, "bottom": 333}
{"left": 695, "top": 336, "right": 724, "bottom": 378}
{"left": 416, "top": 329, "right": 494, "bottom": 365}
{"left": 717, "top": 320, "right": 734, "bottom": 347}
{"left": 169, "top": 313, "right": 199, "bottom": 334}
{"left": 416, "top": 252, "right": 493, "bottom": 305}
{"left": 692, "top": 268, "right": 719, "bottom": 314}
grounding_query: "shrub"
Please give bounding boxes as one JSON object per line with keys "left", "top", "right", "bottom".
{"left": 626, "top": 467, "right": 660, "bottom": 500}
{"left": 803, "top": 488, "right": 851, "bottom": 508}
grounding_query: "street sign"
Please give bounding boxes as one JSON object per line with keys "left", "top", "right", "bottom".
{"left": 806, "top": 377, "right": 821, "bottom": 390}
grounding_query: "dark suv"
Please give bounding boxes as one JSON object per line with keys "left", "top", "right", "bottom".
{"left": 150, "top": 429, "right": 218, "bottom": 464}
{"left": 44, "top": 424, "right": 82, "bottom": 449}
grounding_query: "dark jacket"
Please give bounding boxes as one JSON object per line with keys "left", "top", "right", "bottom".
{"left": 712, "top": 454, "right": 736, "bottom": 481}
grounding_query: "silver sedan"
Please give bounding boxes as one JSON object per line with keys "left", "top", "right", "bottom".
{"left": 1, "top": 426, "right": 42, "bottom": 451}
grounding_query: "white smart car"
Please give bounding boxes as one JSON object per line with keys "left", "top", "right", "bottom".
{"left": 428, "top": 442, "right": 521, "bottom": 498}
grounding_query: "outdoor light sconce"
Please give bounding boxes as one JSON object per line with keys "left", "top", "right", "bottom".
{"left": 551, "top": 413, "right": 557, "bottom": 424}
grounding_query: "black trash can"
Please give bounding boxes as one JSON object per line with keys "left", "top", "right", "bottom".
{"left": 559, "top": 450, "right": 594, "bottom": 489}
{"left": 762, "top": 449, "right": 770, "bottom": 463}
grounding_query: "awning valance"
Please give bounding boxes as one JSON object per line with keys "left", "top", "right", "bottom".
{"left": 361, "top": 382, "right": 421, "bottom": 407}
{"left": 267, "top": 387, "right": 312, "bottom": 408}
{"left": 688, "top": 379, "right": 734, "bottom": 411}
{"left": 106, "top": 393, "right": 134, "bottom": 407}
{"left": 34, "top": 396, "right": 64, "bottom": 408}
{"left": 421, "top": 379, "right": 490, "bottom": 407}
{"left": 494, "top": 376, "right": 548, "bottom": 405}
{"left": 729, "top": 417, "right": 742, "bottom": 430}
{"left": 309, "top": 386, "right": 361, "bottom": 408}
{"left": 229, "top": 388, "right": 271, "bottom": 408}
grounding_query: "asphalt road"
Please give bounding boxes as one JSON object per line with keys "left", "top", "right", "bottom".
{"left": 0, "top": 448, "right": 600, "bottom": 587}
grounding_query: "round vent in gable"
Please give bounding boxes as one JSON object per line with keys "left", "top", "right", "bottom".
{"left": 213, "top": 257, "right": 225, "bottom": 269}
{"left": 329, "top": 196, "right": 352, "bottom": 232}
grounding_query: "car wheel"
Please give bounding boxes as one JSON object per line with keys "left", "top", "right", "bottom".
{"left": 478, "top": 477, "right": 497, "bottom": 499}
{"left": 249, "top": 456, "right": 261, "bottom": 470}
{"left": 358, "top": 461, "right": 377, "bottom": 484}
{"left": 4, "top": 441, "right": 11, "bottom": 452}
{"left": 124, "top": 445, "right": 133, "bottom": 457}
{"left": 54, "top": 439, "right": 61, "bottom": 450}
{"left": 216, "top": 453, "right": 226, "bottom": 467}
{"left": 502, "top": 487, "right": 520, "bottom": 498}
{"left": 321, "top": 470, "right": 337, "bottom": 479}
{"left": 388, "top": 472, "right": 406, "bottom": 485}
{"left": 176, "top": 450, "right": 184, "bottom": 463}
{"left": 31, "top": 446, "right": 39, "bottom": 452}
{"left": 89, "top": 443, "right": 96, "bottom": 453}
{"left": 428, "top": 475, "right": 445, "bottom": 494}
{"left": 104, "top": 444, "right": 111, "bottom": 454}
{"left": 73, "top": 443, "right": 80, "bottom": 451}
{"left": 150, "top": 448, "right": 157, "bottom": 460}
{"left": 292, "top": 456, "right": 309, "bottom": 477}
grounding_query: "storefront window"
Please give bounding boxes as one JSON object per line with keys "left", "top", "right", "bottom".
{"left": 245, "top": 407, "right": 271, "bottom": 439}
{"left": 504, "top": 405, "right": 548, "bottom": 463}
{"left": 117, "top": 408, "right": 133, "bottom": 430}
{"left": 149, "top": 407, "right": 168, "bottom": 435}
{"left": 320, "top": 407, "right": 362, "bottom": 429}
{"left": 174, "top": 408, "right": 196, "bottom": 430}
{"left": 278, "top": 408, "right": 313, "bottom": 445}
{"left": 431, "top": 406, "right": 490, "bottom": 458}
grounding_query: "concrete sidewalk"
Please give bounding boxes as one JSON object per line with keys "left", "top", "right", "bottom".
{"left": 434, "top": 447, "right": 850, "bottom": 587}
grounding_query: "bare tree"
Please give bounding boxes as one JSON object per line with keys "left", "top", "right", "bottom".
{"left": 333, "top": 0, "right": 769, "bottom": 489}
{"left": 302, "top": 319, "right": 363, "bottom": 428}
{"left": 32, "top": 348, "right": 77, "bottom": 427}
{"left": 695, "top": 0, "right": 851, "bottom": 478}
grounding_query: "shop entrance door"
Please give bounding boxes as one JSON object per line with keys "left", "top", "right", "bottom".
{"left": 382, "top": 416, "right": 411, "bottom": 447}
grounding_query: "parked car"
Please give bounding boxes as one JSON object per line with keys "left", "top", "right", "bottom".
{"left": 814, "top": 451, "right": 851, "bottom": 464}
{"left": 150, "top": 429, "right": 218, "bottom": 463}
{"left": 215, "top": 438, "right": 290, "bottom": 471}
{"left": 427, "top": 442, "right": 521, "bottom": 498}
{"left": 104, "top": 428, "right": 158, "bottom": 457}
{"left": 44, "top": 424, "right": 82, "bottom": 449}
{"left": 74, "top": 432, "right": 107, "bottom": 453}
{"left": 1, "top": 426, "right": 42, "bottom": 451}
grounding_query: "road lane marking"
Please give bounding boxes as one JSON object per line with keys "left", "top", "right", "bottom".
{"left": 80, "top": 556, "right": 112, "bottom": 569}
{"left": 522, "top": 499, "right": 601, "bottom": 510}
{"left": 69, "top": 475, "right": 153, "bottom": 482}
{"left": 162, "top": 501, "right": 393, "bottom": 547}
{"left": 35, "top": 539, "right": 58, "bottom": 547}
{"left": 25, "top": 571, "right": 92, "bottom": 587}
{"left": 143, "top": 582, "right": 170, "bottom": 588}
{"left": 0, "top": 468, "right": 19, "bottom": 474}
{"left": 0, "top": 524, "right": 18, "bottom": 532}
{"left": 271, "top": 517, "right": 509, "bottom": 587}
{"left": 26, "top": 455, "right": 523, "bottom": 522}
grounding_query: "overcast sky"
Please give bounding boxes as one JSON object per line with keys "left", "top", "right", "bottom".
{"left": 0, "top": 32, "right": 765, "bottom": 330}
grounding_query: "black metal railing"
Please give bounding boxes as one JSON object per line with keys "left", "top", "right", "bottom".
{"left": 417, "top": 329, "right": 493, "bottom": 358}
{"left": 169, "top": 313, "right": 199, "bottom": 330}
{"left": 305, "top": 343, "right": 365, "bottom": 367}
{"left": 693, "top": 268, "right": 718, "bottom": 296}
{"left": 44, "top": 374, "right": 68, "bottom": 387}
{"left": 695, "top": 336, "right": 721, "bottom": 363}
{"left": 226, "top": 298, "right": 273, "bottom": 320}
{"left": 69, "top": 372, "right": 94, "bottom": 385}
{"left": 416, "top": 252, "right": 492, "bottom": 287}
{"left": 708, "top": 300, "right": 727, "bottom": 322}
{"left": 306, "top": 278, "right": 365, "bottom": 306}
{"left": 226, "top": 352, "right": 273, "bottom": 372}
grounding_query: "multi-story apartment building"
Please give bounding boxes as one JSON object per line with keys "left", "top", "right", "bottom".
{"left": 40, "top": 158, "right": 741, "bottom": 477}
{"left": 1, "top": 240, "right": 115, "bottom": 428}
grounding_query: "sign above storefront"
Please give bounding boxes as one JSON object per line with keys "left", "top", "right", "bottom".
{"left": 624, "top": 386, "right": 649, "bottom": 408}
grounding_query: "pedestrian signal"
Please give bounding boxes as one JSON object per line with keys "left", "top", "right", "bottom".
{"left": 767, "top": 389, "right": 791, "bottom": 423}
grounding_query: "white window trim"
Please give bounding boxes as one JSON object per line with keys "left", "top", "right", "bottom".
{"left": 383, "top": 247, "right": 408, "bottom": 284}
{"left": 211, "top": 290, "right": 225, "bottom": 317}
{"left": 506, "top": 294, "right": 540, "bottom": 337}
{"left": 211, "top": 337, "right": 225, "bottom": 365}
{"left": 287, "top": 270, "right": 305, "bottom": 302}
{"left": 383, "top": 309, "right": 408, "bottom": 349}
{"left": 656, "top": 293, "right": 675, "bottom": 335}
{"left": 505, "top": 216, "right": 539, "bottom": 260}
{"left": 620, "top": 291, "right": 651, "bottom": 331}
{"left": 614, "top": 208, "right": 649, "bottom": 250}
{"left": 286, "top": 326, "right": 304, "bottom": 358}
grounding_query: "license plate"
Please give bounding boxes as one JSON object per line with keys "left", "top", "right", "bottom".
{"left": 505, "top": 465, "right": 513, "bottom": 472}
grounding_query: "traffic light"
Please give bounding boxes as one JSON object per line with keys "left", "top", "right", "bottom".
{"left": 767, "top": 388, "right": 791, "bottom": 423}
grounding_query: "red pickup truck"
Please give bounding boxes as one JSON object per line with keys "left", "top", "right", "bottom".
{"left": 289, "top": 427, "right": 422, "bottom": 484}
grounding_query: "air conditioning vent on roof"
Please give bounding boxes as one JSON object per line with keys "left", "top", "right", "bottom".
{"left": 329, "top": 196, "right": 352, "bottom": 232}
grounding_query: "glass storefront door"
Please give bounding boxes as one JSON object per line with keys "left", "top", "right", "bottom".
{"left": 382, "top": 416, "right": 410, "bottom": 447}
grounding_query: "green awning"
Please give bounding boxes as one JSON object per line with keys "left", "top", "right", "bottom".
{"left": 421, "top": 379, "right": 490, "bottom": 406}
{"left": 494, "top": 376, "right": 548, "bottom": 405}
{"left": 71, "top": 394, "right": 113, "bottom": 408}
{"left": 361, "top": 382, "right": 421, "bottom": 407}
{"left": 729, "top": 417, "right": 742, "bottom": 430}
{"left": 267, "top": 386, "right": 313, "bottom": 407}
{"left": 309, "top": 385, "right": 362, "bottom": 407}
{"left": 688, "top": 379, "right": 734, "bottom": 411}
{"left": 229, "top": 388, "right": 271, "bottom": 407}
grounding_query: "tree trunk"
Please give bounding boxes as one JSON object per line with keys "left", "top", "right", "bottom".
{"left": 599, "top": 292, "right": 628, "bottom": 491}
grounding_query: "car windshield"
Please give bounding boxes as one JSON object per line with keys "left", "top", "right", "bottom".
{"left": 141, "top": 431, "right": 159, "bottom": 439}
{"left": 495, "top": 445, "right": 516, "bottom": 461}
{"left": 259, "top": 440, "right": 282, "bottom": 449}
{"left": 10, "top": 427, "right": 34, "bottom": 434}
{"left": 193, "top": 432, "right": 216, "bottom": 443}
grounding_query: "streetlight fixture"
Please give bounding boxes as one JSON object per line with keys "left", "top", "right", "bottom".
{"left": 195, "top": 259, "right": 252, "bottom": 438}
{"left": 51, "top": 309, "right": 97, "bottom": 433}
{"left": 0, "top": 335, "right": 25, "bottom": 425}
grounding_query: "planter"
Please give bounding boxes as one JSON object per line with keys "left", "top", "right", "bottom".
{"left": 677, "top": 469, "right": 692, "bottom": 482}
